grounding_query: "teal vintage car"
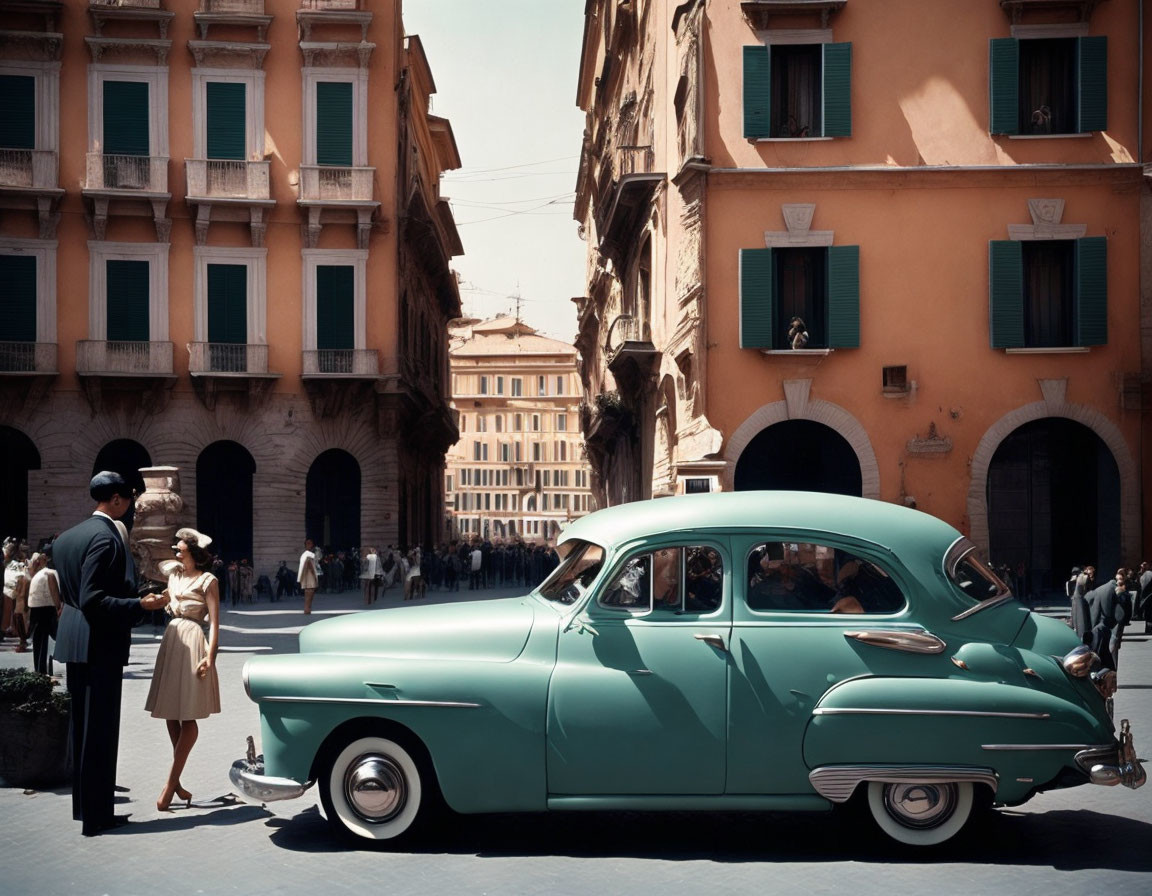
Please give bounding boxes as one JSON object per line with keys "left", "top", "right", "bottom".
{"left": 230, "top": 492, "right": 1144, "bottom": 846}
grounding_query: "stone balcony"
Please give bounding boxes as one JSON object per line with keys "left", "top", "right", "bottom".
{"left": 83, "top": 153, "right": 171, "bottom": 240}
{"left": 185, "top": 158, "right": 274, "bottom": 245}
{"left": 301, "top": 347, "right": 380, "bottom": 417}
{"left": 0, "top": 341, "right": 57, "bottom": 375}
{"left": 297, "top": 165, "right": 378, "bottom": 248}
{"left": 187, "top": 341, "right": 279, "bottom": 409}
{"left": 301, "top": 348, "right": 378, "bottom": 377}
{"left": 0, "top": 149, "right": 64, "bottom": 238}
{"left": 76, "top": 339, "right": 173, "bottom": 375}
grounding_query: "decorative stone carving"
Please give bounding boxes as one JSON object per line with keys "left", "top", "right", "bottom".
{"left": 907, "top": 422, "right": 953, "bottom": 456}
{"left": 131, "top": 466, "right": 186, "bottom": 585}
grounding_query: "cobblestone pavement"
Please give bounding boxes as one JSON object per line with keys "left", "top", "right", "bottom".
{"left": 2, "top": 586, "right": 1150, "bottom": 896}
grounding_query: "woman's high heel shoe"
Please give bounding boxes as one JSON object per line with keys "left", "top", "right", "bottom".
{"left": 175, "top": 787, "right": 192, "bottom": 808}
{"left": 156, "top": 788, "right": 175, "bottom": 812}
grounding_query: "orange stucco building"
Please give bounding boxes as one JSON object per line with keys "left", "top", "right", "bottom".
{"left": 574, "top": 0, "right": 1148, "bottom": 600}
{"left": 0, "top": 1, "right": 462, "bottom": 571}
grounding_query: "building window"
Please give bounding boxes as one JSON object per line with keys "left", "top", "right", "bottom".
{"left": 302, "top": 249, "right": 367, "bottom": 356}
{"left": 479, "top": 375, "right": 488, "bottom": 395}
{"left": 558, "top": 441, "right": 567, "bottom": 461}
{"left": 537, "top": 375, "right": 547, "bottom": 396}
{"left": 192, "top": 70, "right": 264, "bottom": 162}
{"left": 514, "top": 413, "right": 523, "bottom": 431}
{"left": 302, "top": 69, "right": 368, "bottom": 167}
{"left": 0, "top": 61, "right": 60, "bottom": 163}
{"left": 495, "top": 414, "right": 504, "bottom": 433}
{"left": 511, "top": 377, "right": 523, "bottom": 396}
{"left": 533, "top": 443, "right": 542, "bottom": 461}
{"left": 532, "top": 414, "right": 541, "bottom": 432}
{"left": 0, "top": 240, "right": 56, "bottom": 364}
{"left": 89, "top": 66, "right": 168, "bottom": 185}
{"left": 882, "top": 365, "right": 908, "bottom": 393}
{"left": 496, "top": 375, "right": 504, "bottom": 394}
{"left": 990, "top": 36, "right": 1106, "bottom": 135}
{"left": 739, "top": 245, "right": 859, "bottom": 349}
{"left": 989, "top": 238, "right": 1106, "bottom": 348}
{"left": 193, "top": 247, "right": 267, "bottom": 365}
{"left": 743, "top": 42, "right": 851, "bottom": 139}
{"left": 557, "top": 413, "right": 567, "bottom": 432}
{"left": 684, "top": 478, "right": 712, "bottom": 494}
{"left": 87, "top": 242, "right": 169, "bottom": 341}
{"left": 477, "top": 414, "right": 487, "bottom": 433}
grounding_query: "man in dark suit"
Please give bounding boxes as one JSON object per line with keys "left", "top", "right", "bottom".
{"left": 53, "top": 471, "right": 168, "bottom": 836}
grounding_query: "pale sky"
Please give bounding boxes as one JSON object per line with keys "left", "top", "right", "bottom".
{"left": 401, "top": 1, "right": 589, "bottom": 342}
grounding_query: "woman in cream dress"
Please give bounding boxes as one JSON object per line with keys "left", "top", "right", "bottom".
{"left": 144, "top": 527, "right": 221, "bottom": 811}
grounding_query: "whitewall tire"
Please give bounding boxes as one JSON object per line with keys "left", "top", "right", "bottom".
{"left": 866, "top": 780, "right": 974, "bottom": 846}
{"left": 319, "top": 736, "right": 424, "bottom": 842}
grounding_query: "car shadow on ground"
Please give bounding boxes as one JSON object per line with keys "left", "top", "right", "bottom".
{"left": 264, "top": 805, "right": 1152, "bottom": 870}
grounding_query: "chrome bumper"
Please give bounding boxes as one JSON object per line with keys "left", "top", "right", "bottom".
{"left": 1075, "top": 719, "right": 1147, "bottom": 790}
{"left": 229, "top": 755, "right": 313, "bottom": 804}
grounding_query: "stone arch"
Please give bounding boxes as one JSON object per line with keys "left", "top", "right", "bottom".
{"left": 722, "top": 379, "right": 879, "bottom": 498}
{"left": 967, "top": 393, "right": 1138, "bottom": 562}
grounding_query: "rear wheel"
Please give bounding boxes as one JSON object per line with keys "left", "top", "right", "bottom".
{"left": 866, "top": 780, "right": 973, "bottom": 846}
{"left": 318, "top": 735, "right": 426, "bottom": 842}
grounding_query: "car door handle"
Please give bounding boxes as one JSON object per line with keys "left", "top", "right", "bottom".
{"left": 694, "top": 633, "right": 727, "bottom": 651}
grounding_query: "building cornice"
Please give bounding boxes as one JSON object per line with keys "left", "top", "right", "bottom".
{"left": 708, "top": 163, "right": 1143, "bottom": 190}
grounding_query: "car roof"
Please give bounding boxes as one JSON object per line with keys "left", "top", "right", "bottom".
{"left": 559, "top": 491, "right": 963, "bottom": 557}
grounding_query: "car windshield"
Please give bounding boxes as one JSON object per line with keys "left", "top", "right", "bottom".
{"left": 944, "top": 537, "right": 1014, "bottom": 618}
{"left": 537, "top": 540, "right": 606, "bottom": 604}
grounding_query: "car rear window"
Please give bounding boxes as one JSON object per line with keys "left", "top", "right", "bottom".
{"left": 744, "top": 541, "right": 906, "bottom": 614}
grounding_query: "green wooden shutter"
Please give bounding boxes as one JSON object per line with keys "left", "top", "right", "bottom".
{"left": 207, "top": 264, "right": 248, "bottom": 344}
{"left": 106, "top": 260, "right": 150, "bottom": 342}
{"left": 1077, "top": 36, "right": 1107, "bottom": 133}
{"left": 822, "top": 43, "right": 852, "bottom": 138}
{"left": 1075, "top": 236, "right": 1107, "bottom": 346}
{"left": 743, "top": 45, "right": 772, "bottom": 139}
{"left": 315, "top": 81, "right": 353, "bottom": 166}
{"left": 989, "top": 38, "right": 1020, "bottom": 135}
{"left": 316, "top": 265, "right": 354, "bottom": 350}
{"left": 989, "top": 240, "right": 1024, "bottom": 348}
{"left": 206, "top": 82, "right": 246, "bottom": 160}
{"left": 0, "top": 75, "right": 35, "bottom": 150}
{"left": 826, "top": 245, "right": 860, "bottom": 348}
{"left": 0, "top": 255, "right": 36, "bottom": 341}
{"left": 102, "top": 81, "right": 149, "bottom": 156}
{"left": 739, "top": 248, "right": 774, "bottom": 348}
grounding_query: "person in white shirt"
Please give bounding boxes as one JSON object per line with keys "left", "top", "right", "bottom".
{"left": 360, "top": 547, "right": 380, "bottom": 605}
{"left": 298, "top": 538, "right": 319, "bottom": 615}
{"left": 27, "top": 550, "right": 60, "bottom": 673}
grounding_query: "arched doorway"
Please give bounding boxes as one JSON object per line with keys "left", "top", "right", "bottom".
{"left": 306, "top": 449, "right": 360, "bottom": 551}
{"left": 92, "top": 439, "right": 151, "bottom": 497}
{"left": 197, "top": 441, "right": 255, "bottom": 564}
{"left": 733, "top": 420, "right": 863, "bottom": 495}
{"left": 987, "top": 418, "right": 1120, "bottom": 602}
{"left": 0, "top": 426, "right": 41, "bottom": 539}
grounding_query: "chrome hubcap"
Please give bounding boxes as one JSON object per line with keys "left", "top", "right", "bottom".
{"left": 344, "top": 753, "right": 407, "bottom": 823}
{"left": 882, "top": 782, "right": 957, "bottom": 829}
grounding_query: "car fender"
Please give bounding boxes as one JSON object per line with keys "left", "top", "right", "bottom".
{"left": 802, "top": 675, "right": 1107, "bottom": 803}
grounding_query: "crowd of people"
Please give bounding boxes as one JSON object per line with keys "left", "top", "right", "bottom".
{"left": 1064, "top": 562, "right": 1152, "bottom": 672}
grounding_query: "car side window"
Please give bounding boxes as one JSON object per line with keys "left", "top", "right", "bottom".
{"left": 745, "top": 541, "right": 905, "bottom": 614}
{"left": 599, "top": 545, "right": 724, "bottom": 615}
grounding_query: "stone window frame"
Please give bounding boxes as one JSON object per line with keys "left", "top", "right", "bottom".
{"left": 87, "top": 63, "right": 169, "bottom": 159}
{"left": 0, "top": 238, "right": 57, "bottom": 344}
{"left": 300, "top": 248, "right": 367, "bottom": 352}
{"left": 0, "top": 59, "right": 60, "bottom": 154}
{"left": 300, "top": 66, "right": 369, "bottom": 167}
{"left": 191, "top": 245, "right": 267, "bottom": 345}
{"left": 190, "top": 66, "right": 265, "bottom": 161}
{"left": 87, "top": 241, "right": 170, "bottom": 341}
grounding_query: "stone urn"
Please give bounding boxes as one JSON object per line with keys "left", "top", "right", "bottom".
{"left": 132, "top": 465, "right": 185, "bottom": 585}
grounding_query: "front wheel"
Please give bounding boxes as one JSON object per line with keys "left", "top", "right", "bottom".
{"left": 866, "top": 780, "right": 973, "bottom": 846}
{"left": 319, "top": 735, "right": 426, "bottom": 842}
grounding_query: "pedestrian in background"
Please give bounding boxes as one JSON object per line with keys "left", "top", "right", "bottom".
{"left": 26, "top": 549, "right": 60, "bottom": 675}
{"left": 4, "top": 540, "right": 31, "bottom": 653}
{"left": 238, "top": 558, "right": 253, "bottom": 604}
{"left": 298, "top": 538, "right": 319, "bottom": 614}
{"left": 53, "top": 471, "right": 168, "bottom": 836}
{"left": 360, "top": 546, "right": 380, "bottom": 605}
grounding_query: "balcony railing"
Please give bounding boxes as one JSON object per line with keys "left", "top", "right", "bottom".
{"left": 91, "top": 0, "right": 162, "bottom": 7}
{"left": 298, "top": 165, "right": 374, "bottom": 203}
{"left": 187, "top": 342, "right": 269, "bottom": 374}
{"left": 0, "top": 342, "right": 57, "bottom": 374}
{"left": 200, "top": 0, "right": 264, "bottom": 11}
{"left": 302, "top": 348, "right": 378, "bottom": 376}
{"left": 86, "top": 154, "right": 168, "bottom": 192}
{"left": 185, "top": 159, "right": 270, "bottom": 200}
{"left": 300, "top": 0, "right": 363, "bottom": 9}
{"left": 76, "top": 340, "right": 174, "bottom": 375}
{"left": 0, "top": 150, "right": 58, "bottom": 190}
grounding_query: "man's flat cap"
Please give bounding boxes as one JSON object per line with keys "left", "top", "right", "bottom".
{"left": 90, "top": 470, "right": 134, "bottom": 501}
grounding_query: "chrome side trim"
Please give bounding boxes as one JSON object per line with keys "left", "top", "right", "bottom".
{"left": 809, "top": 765, "right": 999, "bottom": 804}
{"left": 260, "top": 696, "right": 481, "bottom": 708}
{"left": 813, "top": 708, "right": 1050, "bottom": 719}
{"left": 843, "top": 629, "right": 947, "bottom": 654}
{"left": 951, "top": 595, "right": 1015, "bottom": 621}
{"left": 982, "top": 744, "right": 1089, "bottom": 751}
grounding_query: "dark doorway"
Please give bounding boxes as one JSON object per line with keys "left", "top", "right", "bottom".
{"left": 92, "top": 439, "right": 151, "bottom": 497}
{"left": 0, "top": 426, "right": 40, "bottom": 539}
{"left": 306, "top": 449, "right": 360, "bottom": 551}
{"left": 733, "top": 420, "right": 862, "bottom": 496}
{"left": 987, "top": 417, "right": 1119, "bottom": 603}
{"left": 197, "top": 441, "right": 255, "bottom": 564}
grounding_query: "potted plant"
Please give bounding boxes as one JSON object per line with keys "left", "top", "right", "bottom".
{"left": 0, "top": 669, "right": 71, "bottom": 788}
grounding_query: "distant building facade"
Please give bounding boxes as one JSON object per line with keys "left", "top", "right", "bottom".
{"left": 573, "top": 0, "right": 1147, "bottom": 598}
{"left": 445, "top": 317, "right": 595, "bottom": 543}
{"left": 0, "top": 1, "right": 462, "bottom": 569}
